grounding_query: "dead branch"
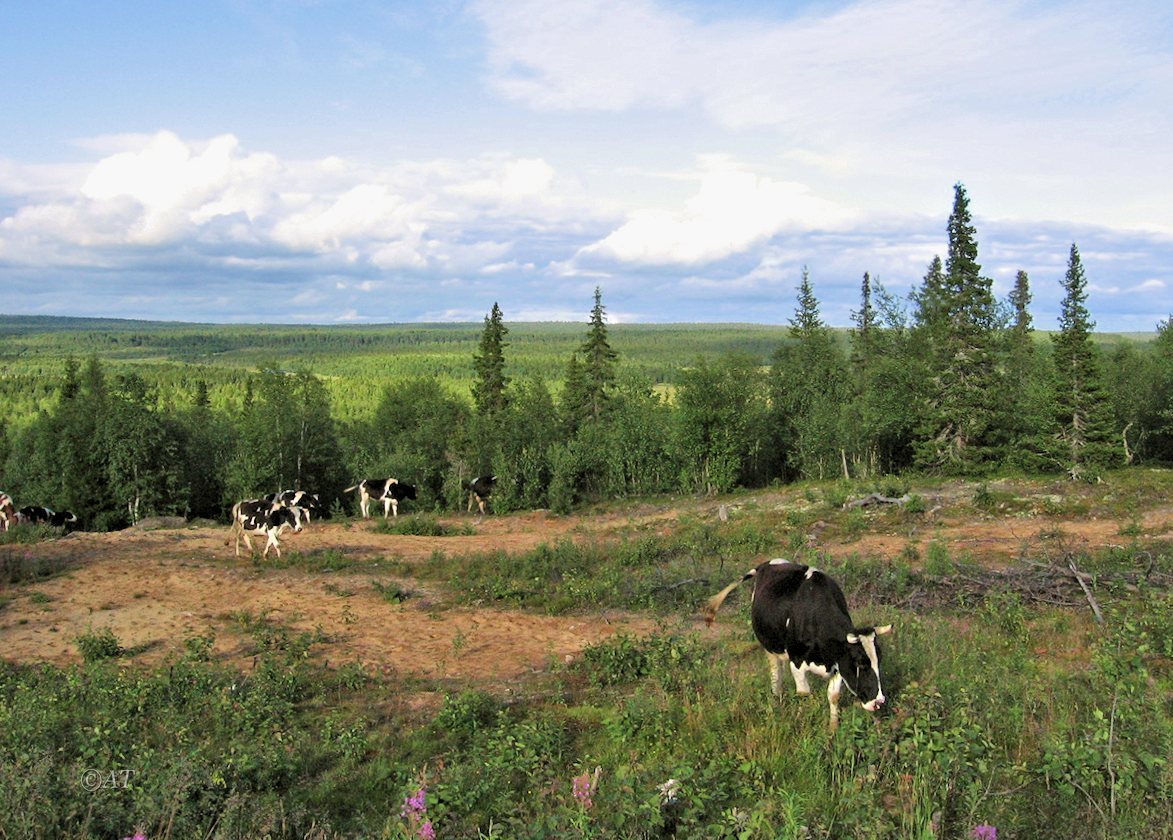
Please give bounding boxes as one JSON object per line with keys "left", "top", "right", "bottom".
{"left": 1068, "top": 557, "right": 1105, "bottom": 624}
{"left": 843, "top": 492, "right": 911, "bottom": 510}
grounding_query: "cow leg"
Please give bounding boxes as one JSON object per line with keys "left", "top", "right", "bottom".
{"left": 467, "top": 491, "right": 475, "bottom": 513}
{"left": 790, "top": 662, "right": 813, "bottom": 696}
{"left": 827, "top": 672, "right": 843, "bottom": 732}
{"left": 233, "top": 523, "right": 246, "bottom": 556}
{"left": 264, "top": 529, "right": 281, "bottom": 559}
{"left": 390, "top": 498, "right": 399, "bottom": 517}
{"left": 766, "top": 652, "right": 788, "bottom": 700}
{"left": 359, "top": 492, "right": 370, "bottom": 519}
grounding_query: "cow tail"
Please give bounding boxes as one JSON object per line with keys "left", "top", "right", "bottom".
{"left": 344, "top": 484, "right": 359, "bottom": 493}
{"left": 702, "top": 569, "right": 757, "bottom": 627}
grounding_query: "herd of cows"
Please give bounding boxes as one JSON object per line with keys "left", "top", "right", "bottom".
{"left": 230, "top": 474, "right": 500, "bottom": 559}
{"left": 0, "top": 490, "right": 78, "bottom": 531}
{"left": 2, "top": 472, "right": 892, "bottom": 728}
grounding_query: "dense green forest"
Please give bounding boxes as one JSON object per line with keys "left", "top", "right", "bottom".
{"left": 1, "top": 186, "right": 1171, "bottom": 530}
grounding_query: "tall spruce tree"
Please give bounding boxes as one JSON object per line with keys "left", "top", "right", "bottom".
{"left": 913, "top": 184, "right": 1001, "bottom": 473}
{"left": 1052, "top": 243, "right": 1118, "bottom": 478}
{"left": 577, "top": 287, "right": 619, "bottom": 423}
{"left": 471, "top": 302, "right": 509, "bottom": 416}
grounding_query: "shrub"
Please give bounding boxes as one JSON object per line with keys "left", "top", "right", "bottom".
{"left": 76, "top": 627, "right": 123, "bottom": 662}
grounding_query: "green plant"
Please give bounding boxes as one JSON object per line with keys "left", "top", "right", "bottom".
{"left": 371, "top": 579, "right": 412, "bottom": 603}
{"left": 924, "top": 539, "right": 953, "bottom": 577}
{"left": 75, "top": 627, "right": 123, "bottom": 661}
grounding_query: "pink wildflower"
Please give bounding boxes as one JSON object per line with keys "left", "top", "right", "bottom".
{"left": 572, "top": 766, "right": 602, "bottom": 810}
{"left": 402, "top": 787, "right": 427, "bottom": 818}
{"left": 971, "top": 826, "right": 997, "bottom": 840}
{"left": 418, "top": 820, "right": 435, "bottom": 840}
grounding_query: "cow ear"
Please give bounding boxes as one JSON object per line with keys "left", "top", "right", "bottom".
{"left": 846, "top": 633, "right": 859, "bottom": 644}
{"left": 875, "top": 624, "right": 893, "bottom": 636}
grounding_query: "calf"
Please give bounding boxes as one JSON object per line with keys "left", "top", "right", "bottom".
{"left": 231, "top": 498, "right": 302, "bottom": 558}
{"left": 467, "top": 474, "right": 497, "bottom": 514}
{"left": 0, "top": 492, "right": 14, "bottom": 532}
{"left": 264, "top": 490, "right": 324, "bottom": 524}
{"left": 345, "top": 478, "right": 417, "bottom": 518}
{"left": 704, "top": 559, "right": 892, "bottom": 731}
{"left": 17, "top": 506, "right": 78, "bottom": 528}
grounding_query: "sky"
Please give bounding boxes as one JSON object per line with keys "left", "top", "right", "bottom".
{"left": 1, "top": 0, "right": 1171, "bottom": 332}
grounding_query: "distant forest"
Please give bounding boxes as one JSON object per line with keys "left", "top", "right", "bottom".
{"left": 1, "top": 185, "right": 1170, "bottom": 531}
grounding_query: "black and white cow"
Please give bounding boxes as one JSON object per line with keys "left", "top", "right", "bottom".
{"left": 704, "top": 559, "right": 893, "bottom": 730}
{"left": 0, "top": 492, "right": 15, "bottom": 532}
{"left": 344, "top": 479, "right": 418, "bottom": 518}
{"left": 231, "top": 498, "right": 302, "bottom": 558}
{"left": 264, "top": 490, "right": 324, "bottom": 524}
{"left": 17, "top": 505, "right": 78, "bottom": 528}
{"left": 467, "top": 474, "right": 497, "bottom": 515}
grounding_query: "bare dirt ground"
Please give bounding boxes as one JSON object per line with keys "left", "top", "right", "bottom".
{"left": 2, "top": 482, "right": 1171, "bottom": 690}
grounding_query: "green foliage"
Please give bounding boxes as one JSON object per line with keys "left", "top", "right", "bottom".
{"left": 677, "top": 353, "right": 773, "bottom": 492}
{"left": 1052, "top": 243, "right": 1121, "bottom": 480}
{"left": 75, "top": 627, "right": 124, "bottom": 662}
{"left": 913, "top": 184, "right": 1003, "bottom": 474}
{"left": 580, "top": 631, "right": 706, "bottom": 692}
{"left": 0, "top": 295, "right": 1165, "bottom": 533}
{"left": 771, "top": 270, "right": 851, "bottom": 482}
{"left": 471, "top": 302, "right": 510, "bottom": 418}
{"left": 373, "top": 514, "right": 472, "bottom": 537}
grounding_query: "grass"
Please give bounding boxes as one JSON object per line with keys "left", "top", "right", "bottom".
{"left": 0, "top": 474, "right": 1169, "bottom": 839}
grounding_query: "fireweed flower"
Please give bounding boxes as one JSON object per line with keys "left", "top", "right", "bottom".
{"left": 572, "top": 767, "right": 602, "bottom": 809}
{"left": 971, "top": 826, "right": 997, "bottom": 840}
{"left": 418, "top": 820, "right": 435, "bottom": 840}
{"left": 402, "top": 787, "right": 427, "bottom": 818}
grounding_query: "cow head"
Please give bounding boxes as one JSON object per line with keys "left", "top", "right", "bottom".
{"left": 840, "top": 624, "right": 893, "bottom": 711}
{"left": 403, "top": 483, "right": 418, "bottom": 500}
{"left": 273, "top": 507, "right": 303, "bottom": 533}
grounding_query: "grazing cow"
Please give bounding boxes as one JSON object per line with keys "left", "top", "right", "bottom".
{"left": 467, "top": 475, "right": 497, "bottom": 514}
{"left": 704, "top": 559, "right": 893, "bottom": 731}
{"left": 264, "top": 490, "right": 324, "bottom": 524}
{"left": 344, "top": 478, "right": 418, "bottom": 518}
{"left": 17, "top": 506, "right": 78, "bottom": 528}
{"left": 231, "top": 498, "right": 302, "bottom": 558}
{"left": 0, "top": 492, "right": 14, "bottom": 532}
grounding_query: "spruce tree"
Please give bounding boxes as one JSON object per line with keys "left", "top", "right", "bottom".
{"left": 471, "top": 302, "right": 509, "bottom": 417}
{"left": 1052, "top": 243, "right": 1118, "bottom": 478}
{"left": 577, "top": 287, "right": 619, "bottom": 423}
{"left": 913, "top": 184, "right": 1000, "bottom": 473}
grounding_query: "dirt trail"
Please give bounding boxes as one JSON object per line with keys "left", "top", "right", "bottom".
{"left": 2, "top": 490, "right": 1170, "bottom": 686}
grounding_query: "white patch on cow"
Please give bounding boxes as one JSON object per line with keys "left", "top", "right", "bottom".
{"left": 804, "top": 566, "right": 818, "bottom": 579}
{"left": 768, "top": 557, "right": 789, "bottom": 565}
{"left": 789, "top": 661, "right": 811, "bottom": 695}
{"left": 791, "top": 660, "right": 833, "bottom": 695}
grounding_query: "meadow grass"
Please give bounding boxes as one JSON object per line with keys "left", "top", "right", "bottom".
{"left": 0, "top": 479, "right": 1169, "bottom": 839}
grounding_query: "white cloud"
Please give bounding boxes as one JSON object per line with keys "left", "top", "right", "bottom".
{"left": 473, "top": 0, "right": 1173, "bottom": 230}
{"left": 0, "top": 132, "right": 596, "bottom": 274}
{"left": 579, "top": 156, "right": 856, "bottom": 265}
